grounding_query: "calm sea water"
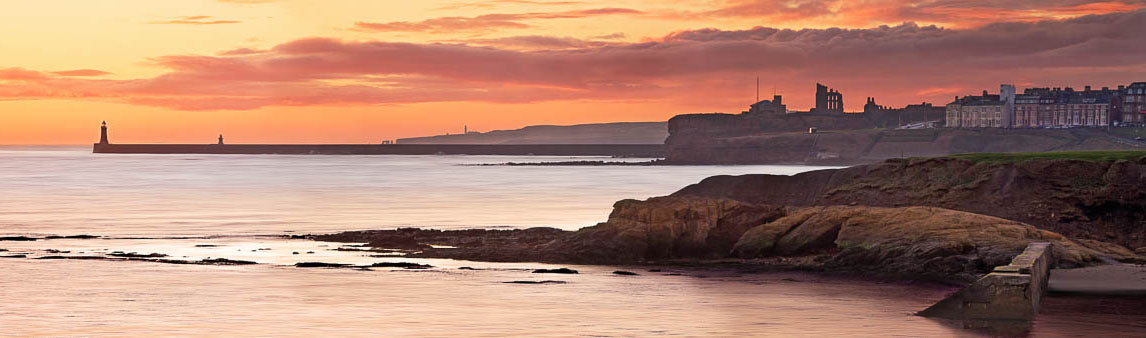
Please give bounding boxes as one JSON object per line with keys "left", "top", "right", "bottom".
{"left": 0, "top": 147, "right": 1141, "bottom": 336}
{"left": 0, "top": 146, "right": 837, "bottom": 237}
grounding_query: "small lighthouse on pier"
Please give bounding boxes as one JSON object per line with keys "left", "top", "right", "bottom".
{"left": 99, "top": 121, "right": 109, "bottom": 145}
{"left": 218, "top": 134, "right": 224, "bottom": 145}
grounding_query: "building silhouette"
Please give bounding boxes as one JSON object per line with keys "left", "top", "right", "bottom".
{"left": 813, "top": 83, "right": 844, "bottom": 114}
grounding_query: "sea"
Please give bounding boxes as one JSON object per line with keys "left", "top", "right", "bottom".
{"left": 0, "top": 146, "right": 1141, "bottom": 336}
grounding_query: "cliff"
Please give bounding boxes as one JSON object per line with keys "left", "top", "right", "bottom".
{"left": 664, "top": 113, "right": 1146, "bottom": 165}
{"left": 396, "top": 122, "right": 667, "bottom": 145}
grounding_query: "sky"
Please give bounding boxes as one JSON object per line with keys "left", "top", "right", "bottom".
{"left": 2, "top": 0, "right": 1145, "bottom": 144}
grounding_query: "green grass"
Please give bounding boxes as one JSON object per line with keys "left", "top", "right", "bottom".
{"left": 944, "top": 150, "right": 1146, "bottom": 163}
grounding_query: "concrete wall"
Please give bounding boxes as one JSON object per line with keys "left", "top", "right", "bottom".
{"left": 918, "top": 242, "right": 1053, "bottom": 321}
{"left": 93, "top": 143, "right": 665, "bottom": 158}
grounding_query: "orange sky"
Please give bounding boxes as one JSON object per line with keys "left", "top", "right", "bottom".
{"left": 2, "top": 0, "right": 1145, "bottom": 144}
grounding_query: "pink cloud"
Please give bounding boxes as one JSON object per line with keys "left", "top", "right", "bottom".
{"left": 1, "top": 10, "right": 1145, "bottom": 111}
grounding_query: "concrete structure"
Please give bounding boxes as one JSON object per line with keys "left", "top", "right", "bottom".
{"left": 96, "top": 144, "right": 667, "bottom": 159}
{"left": 94, "top": 143, "right": 666, "bottom": 157}
{"left": 918, "top": 242, "right": 1053, "bottom": 321}
{"left": 813, "top": 83, "right": 844, "bottom": 114}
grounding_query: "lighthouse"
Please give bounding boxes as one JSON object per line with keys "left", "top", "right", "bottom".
{"left": 99, "top": 121, "right": 109, "bottom": 145}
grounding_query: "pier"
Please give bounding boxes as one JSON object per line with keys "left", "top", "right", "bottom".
{"left": 93, "top": 143, "right": 665, "bottom": 157}
{"left": 918, "top": 242, "right": 1053, "bottom": 330}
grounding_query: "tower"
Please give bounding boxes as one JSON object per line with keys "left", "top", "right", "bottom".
{"left": 1001, "top": 84, "right": 1016, "bottom": 128}
{"left": 218, "top": 134, "right": 224, "bottom": 145}
{"left": 99, "top": 121, "right": 109, "bottom": 145}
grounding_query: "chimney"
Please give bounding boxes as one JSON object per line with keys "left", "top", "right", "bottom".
{"left": 1085, "top": 85, "right": 1092, "bottom": 92}
{"left": 773, "top": 95, "right": 782, "bottom": 105}
{"left": 1119, "top": 85, "right": 1126, "bottom": 91}
{"left": 982, "top": 90, "right": 988, "bottom": 96}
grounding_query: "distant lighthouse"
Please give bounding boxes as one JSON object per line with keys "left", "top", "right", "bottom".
{"left": 218, "top": 134, "right": 224, "bottom": 145}
{"left": 99, "top": 121, "right": 109, "bottom": 145}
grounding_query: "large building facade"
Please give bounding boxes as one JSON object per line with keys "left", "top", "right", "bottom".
{"left": 1123, "top": 82, "right": 1146, "bottom": 125}
{"left": 948, "top": 82, "right": 1140, "bottom": 128}
{"left": 946, "top": 89, "right": 1005, "bottom": 128}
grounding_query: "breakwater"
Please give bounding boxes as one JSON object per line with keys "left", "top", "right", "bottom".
{"left": 918, "top": 242, "right": 1053, "bottom": 321}
{"left": 93, "top": 143, "right": 665, "bottom": 157}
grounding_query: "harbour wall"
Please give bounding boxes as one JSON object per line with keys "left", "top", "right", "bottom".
{"left": 917, "top": 242, "right": 1053, "bottom": 321}
{"left": 93, "top": 143, "right": 666, "bottom": 157}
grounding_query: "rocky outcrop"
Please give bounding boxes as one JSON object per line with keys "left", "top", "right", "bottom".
{"left": 314, "top": 196, "right": 1140, "bottom": 283}
{"left": 541, "top": 197, "right": 787, "bottom": 263}
{"left": 731, "top": 206, "right": 1134, "bottom": 282}
{"left": 673, "top": 156, "right": 1146, "bottom": 249}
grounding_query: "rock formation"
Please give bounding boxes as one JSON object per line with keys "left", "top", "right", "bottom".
{"left": 673, "top": 156, "right": 1146, "bottom": 249}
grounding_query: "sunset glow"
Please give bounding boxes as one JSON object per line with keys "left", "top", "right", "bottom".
{"left": 3, "top": 0, "right": 1145, "bottom": 144}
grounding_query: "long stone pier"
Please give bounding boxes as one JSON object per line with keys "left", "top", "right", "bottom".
{"left": 917, "top": 242, "right": 1053, "bottom": 321}
{"left": 93, "top": 143, "right": 666, "bottom": 157}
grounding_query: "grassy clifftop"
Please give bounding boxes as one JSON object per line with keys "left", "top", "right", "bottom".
{"left": 945, "top": 150, "right": 1146, "bottom": 163}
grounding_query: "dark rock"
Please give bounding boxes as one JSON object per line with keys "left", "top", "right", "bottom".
{"left": 647, "top": 269, "right": 662, "bottom": 272}
{"left": 0, "top": 249, "right": 7, "bottom": 252}
{"left": 533, "top": 268, "right": 578, "bottom": 274}
{"left": 503, "top": 280, "right": 567, "bottom": 285}
{"left": 0, "top": 236, "right": 37, "bottom": 241}
{"left": 44, "top": 235, "right": 100, "bottom": 239}
{"left": 458, "top": 266, "right": 481, "bottom": 270}
{"left": 198, "top": 258, "right": 257, "bottom": 265}
{"left": 292, "top": 252, "right": 299, "bottom": 255}
{"left": 369, "top": 262, "right": 433, "bottom": 269}
{"left": 0, "top": 254, "right": 27, "bottom": 258}
{"left": 107, "top": 252, "right": 168, "bottom": 258}
{"left": 613, "top": 270, "right": 639, "bottom": 276}
{"left": 36, "top": 256, "right": 109, "bottom": 260}
{"left": 306, "top": 251, "right": 315, "bottom": 254}
{"left": 294, "top": 262, "right": 352, "bottom": 268}
{"left": 194, "top": 244, "right": 220, "bottom": 247}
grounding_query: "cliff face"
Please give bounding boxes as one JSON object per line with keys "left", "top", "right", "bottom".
{"left": 673, "top": 156, "right": 1146, "bottom": 249}
{"left": 664, "top": 113, "right": 1145, "bottom": 165}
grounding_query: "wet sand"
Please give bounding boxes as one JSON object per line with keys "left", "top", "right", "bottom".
{"left": 1049, "top": 264, "right": 1146, "bottom": 296}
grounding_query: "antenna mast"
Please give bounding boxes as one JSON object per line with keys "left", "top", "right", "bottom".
{"left": 755, "top": 76, "right": 760, "bottom": 103}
